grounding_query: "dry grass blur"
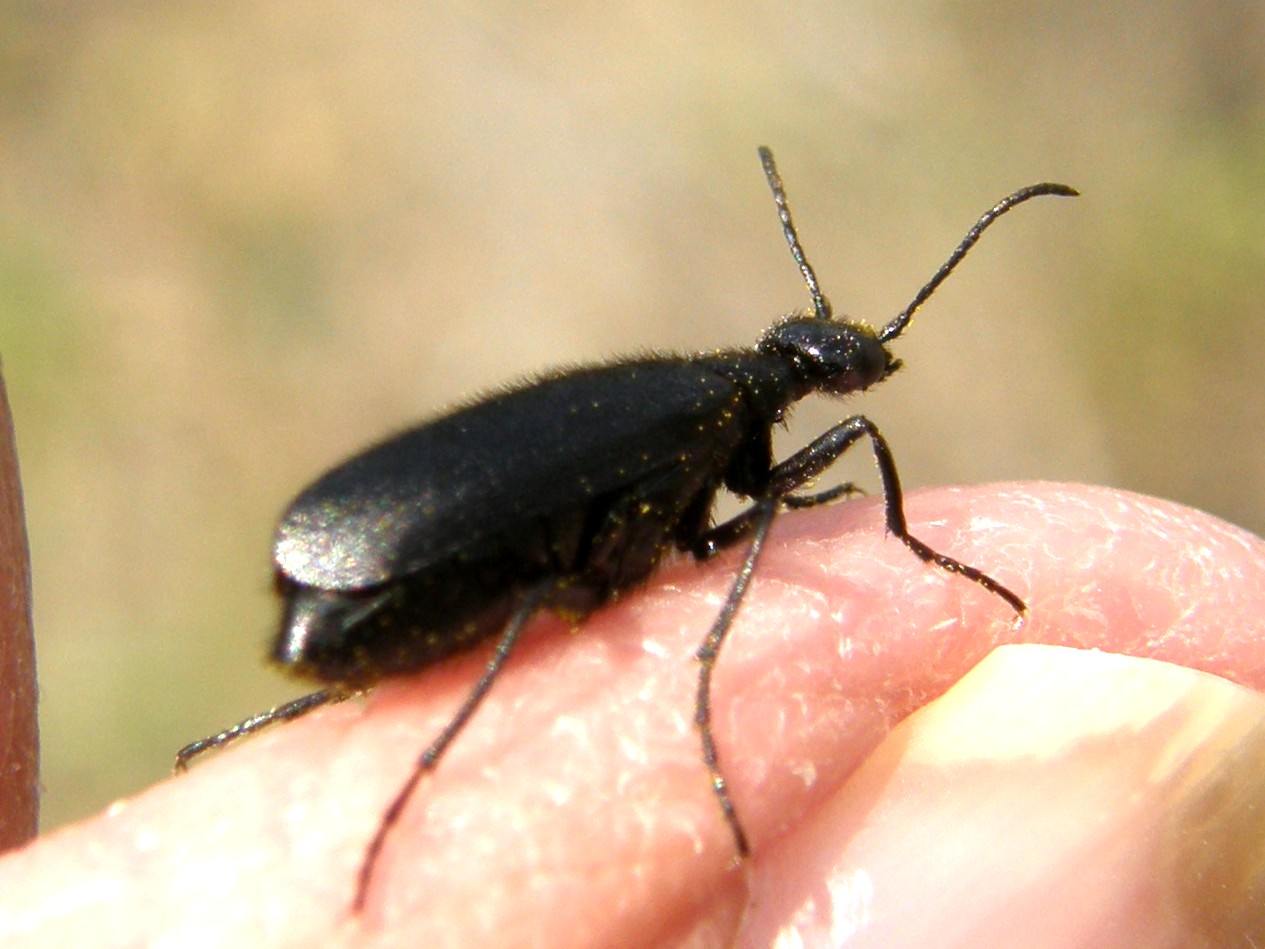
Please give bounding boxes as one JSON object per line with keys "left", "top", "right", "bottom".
{"left": 1, "top": 2, "right": 1262, "bottom": 831}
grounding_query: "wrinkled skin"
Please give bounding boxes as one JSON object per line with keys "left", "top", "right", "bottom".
{"left": 3, "top": 477, "right": 1265, "bottom": 948}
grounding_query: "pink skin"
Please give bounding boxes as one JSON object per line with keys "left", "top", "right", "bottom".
{"left": 2, "top": 479, "right": 1264, "bottom": 947}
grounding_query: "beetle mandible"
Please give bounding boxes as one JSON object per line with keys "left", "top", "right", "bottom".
{"left": 176, "top": 148, "right": 1077, "bottom": 910}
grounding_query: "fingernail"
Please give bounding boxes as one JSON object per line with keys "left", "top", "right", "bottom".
{"left": 744, "top": 644, "right": 1265, "bottom": 948}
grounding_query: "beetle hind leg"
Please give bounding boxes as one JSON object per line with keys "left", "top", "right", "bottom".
{"left": 354, "top": 579, "right": 555, "bottom": 911}
{"left": 174, "top": 687, "right": 350, "bottom": 772}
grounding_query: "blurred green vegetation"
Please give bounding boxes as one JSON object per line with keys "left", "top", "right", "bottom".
{"left": 1, "top": 2, "right": 1262, "bottom": 832}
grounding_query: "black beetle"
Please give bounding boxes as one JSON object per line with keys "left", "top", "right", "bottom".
{"left": 176, "top": 148, "right": 1076, "bottom": 910}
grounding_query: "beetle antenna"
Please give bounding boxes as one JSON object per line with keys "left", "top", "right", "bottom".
{"left": 759, "top": 146, "right": 832, "bottom": 321}
{"left": 877, "top": 182, "right": 1078, "bottom": 343}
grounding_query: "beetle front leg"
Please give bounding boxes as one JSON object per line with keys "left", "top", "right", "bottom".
{"left": 768, "top": 414, "right": 1026, "bottom": 615}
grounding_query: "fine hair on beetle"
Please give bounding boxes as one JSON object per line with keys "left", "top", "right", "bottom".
{"left": 175, "top": 148, "right": 1077, "bottom": 912}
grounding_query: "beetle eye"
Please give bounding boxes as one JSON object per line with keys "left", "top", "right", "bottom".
{"left": 836, "top": 334, "right": 891, "bottom": 393}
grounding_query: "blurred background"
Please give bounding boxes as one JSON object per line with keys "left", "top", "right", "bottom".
{"left": 1, "top": 2, "right": 1262, "bottom": 832}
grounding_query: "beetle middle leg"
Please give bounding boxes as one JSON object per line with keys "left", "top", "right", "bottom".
{"left": 693, "top": 497, "right": 777, "bottom": 857}
{"left": 692, "top": 482, "right": 863, "bottom": 559}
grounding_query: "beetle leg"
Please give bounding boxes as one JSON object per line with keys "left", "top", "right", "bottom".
{"left": 767, "top": 414, "right": 1026, "bottom": 615}
{"left": 691, "top": 416, "right": 1027, "bottom": 860}
{"left": 691, "top": 505, "right": 767, "bottom": 560}
{"left": 781, "top": 481, "right": 865, "bottom": 508}
{"left": 693, "top": 497, "right": 777, "bottom": 858}
{"left": 173, "top": 687, "right": 351, "bottom": 772}
{"left": 688, "top": 481, "right": 878, "bottom": 855}
{"left": 692, "top": 482, "right": 863, "bottom": 560}
{"left": 355, "top": 579, "right": 554, "bottom": 911}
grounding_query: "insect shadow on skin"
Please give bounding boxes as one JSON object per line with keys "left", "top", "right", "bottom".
{"left": 174, "top": 148, "right": 1077, "bottom": 912}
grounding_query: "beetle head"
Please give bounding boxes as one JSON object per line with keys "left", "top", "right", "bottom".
{"left": 757, "top": 314, "right": 900, "bottom": 396}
